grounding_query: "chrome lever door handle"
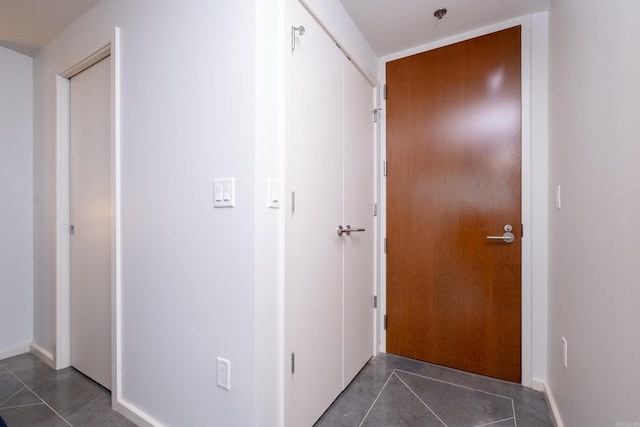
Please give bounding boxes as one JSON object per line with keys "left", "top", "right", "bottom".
{"left": 486, "top": 224, "right": 515, "bottom": 243}
{"left": 486, "top": 232, "right": 515, "bottom": 243}
{"left": 337, "top": 225, "right": 366, "bottom": 236}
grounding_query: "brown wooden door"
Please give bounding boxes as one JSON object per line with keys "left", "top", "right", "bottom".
{"left": 386, "top": 26, "right": 522, "bottom": 383}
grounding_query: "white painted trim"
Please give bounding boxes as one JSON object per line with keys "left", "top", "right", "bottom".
{"left": 30, "top": 342, "right": 55, "bottom": 368}
{"left": 520, "top": 16, "right": 534, "bottom": 389}
{"left": 544, "top": 382, "right": 565, "bottom": 427}
{"left": 55, "top": 74, "right": 71, "bottom": 370}
{"left": 377, "top": 15, "right": 536, "bottom": 386}
{"left": 113, "top": 398, "right": 166, "bottom": 427}
{"left": 110, "top": 26, "right": 123, "bottom": 413}
{"left": 0, "top": 344, "right": 30, "bottom": 361}
{"left": 55, "top": 26, "right": 122, "bottom": 415}
{"left": 531, "top": 377, "right": 545, "bottom": 392}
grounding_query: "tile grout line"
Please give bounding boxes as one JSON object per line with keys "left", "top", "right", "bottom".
{"left": 357, "top": 370, "right": 396, "bottom": 427}
{"left": 1, "top": 403, "right": 47, "bottom": 410}
{"left": 0, "top": 370, "right": 26, "bottom": 407}
{"left": 394, "top": 368, "right": 516, "bottom": 401}
{"left": 394, "top": 371, "right": 448, "bottom": 427}
{"left": 511, "top": 399, "right": 517, "bottom": 427}
{"left": 473, "top": 416, "right": 516, "bottom": 427}
{"left": 6, "top": 368, "right": 74, "bottom": 427}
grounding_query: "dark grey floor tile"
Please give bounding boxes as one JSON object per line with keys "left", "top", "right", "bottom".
{"left": 361, "top": 373, "right": 444, "bottom": 426}
{"left": 485, "top": 419, "right": 517, "bottom": 427}
{"left": 0, "top": 370, "right": 24, "bottom": 405}
{"left": 395, "top": 370, "right": 514, "bottom": 427}
{"left": 316, "top": 353, "right": 554, "bottom": 427}
{"left": 11, "top": 366, "right": 107, "bottom": 418}
{"left": 0, "top": 353, "right": 44, "bottom": 372}
{"left": 0, "top": 386, "right": 42, "bottom": 408}
{"left": 66, "top": 393, "right": 137, "bottom": 427}
{"left": 315, "top": 363, "right": 394, "bottom": 427}
{"left": 0, "top": 404, "right": 70, "bottom": 427}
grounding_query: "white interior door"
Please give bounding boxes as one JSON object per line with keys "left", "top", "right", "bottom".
{"left": 342, "top": 57, "right": 375, "bottom": 386}
{"left": 286, "top": 3, "right": 343, "bottom": 425}
{"left": 70, "top": 56, "right": 112, "bottom": 390}
{"left": 285, "top": 2, "right": 375, "bottom": 425}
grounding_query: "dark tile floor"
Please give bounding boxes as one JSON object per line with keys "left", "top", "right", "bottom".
{"left": 2, "top": 351, "right": 555, "bottom": 427}
{"left": 315, "top": 353, "right": 555, "bottom": 427}
{"left": 0, "top": 353, "right": 135, "bottom": 427}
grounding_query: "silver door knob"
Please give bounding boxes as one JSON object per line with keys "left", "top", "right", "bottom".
{"left": 486, "top": 224, "right": 515, "bottom": 243}
{"left": 337, "top": 225, "right": 366, "bottom": 236}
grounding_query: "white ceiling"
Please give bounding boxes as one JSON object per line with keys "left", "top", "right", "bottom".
{"left": 0, "top": 0, "right": 101, "bottom": 57}
{"left": 0, "top": 0, "right": 550, "bottom": 58}
{"left": 338, "top": 0, "right": 550, "bottom": 56}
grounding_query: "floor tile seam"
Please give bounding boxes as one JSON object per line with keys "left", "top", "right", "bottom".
{"left": 511, "top": 399, "right": 517, "bottom": 427}
{"left": 394, "top": 371, "right": 448, "bottom": 427}
{"left": 6, "top": 367, "right": 74, "bottom": 427}
{"left": 0, "top": 402, "right": 47, "bottom": 410}
{"left": 0, "top": 383, "right": 25, "bottom": 407}
{"left": 473, "top": 416, "right": 516, "bottom": 427}
{"left": 357, "top": 369, "right": 396, "bottom": 427}
{"left": 394, "top": 368, "right": 516, "bottom": 402}
{"left": 73, "top": 389, "right": 108, "bottom": 413}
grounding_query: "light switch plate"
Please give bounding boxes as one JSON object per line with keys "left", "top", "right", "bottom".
{"left": 267, "top": 178, "right": 281, "bottom": 209}
{"left": 214, "top": 178, "right": 235, "bottom": 208}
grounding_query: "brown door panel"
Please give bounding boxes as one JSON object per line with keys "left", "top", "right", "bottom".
{"left": 386, "top": 26, "right": 522, "bottom": 383}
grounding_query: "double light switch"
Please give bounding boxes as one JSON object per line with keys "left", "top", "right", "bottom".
{"left": 214, "top": 178, "right": 235, "bottom": 208}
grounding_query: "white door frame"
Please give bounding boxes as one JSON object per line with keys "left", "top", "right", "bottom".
{"left": 377, "top": 16, "right": 536, "bottom": 387}
{"left": 55, "top": 27, "right": 122, "bottom": 401}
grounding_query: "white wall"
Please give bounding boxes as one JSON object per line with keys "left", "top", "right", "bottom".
{"left": 547, "top": 0, "right": 640, "bottom": 425}
{"left": 255, "top": 0, "right": 285, "bottom": 424}
{"left": 0, "top": 46, "right": 33, "bottom": 358}
{"left": 33, "top": 1, "right": 260, "bottom": 425}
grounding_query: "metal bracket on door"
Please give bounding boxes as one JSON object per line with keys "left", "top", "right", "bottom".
{"left": 291, "top": 25, "right": 305, "bottom": 52}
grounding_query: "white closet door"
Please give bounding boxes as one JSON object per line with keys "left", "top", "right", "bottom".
{"left": 70, "top": 56, "right": 112, "bottom": 390}
{"left": 342, "top": 57, "right": 375, "bottom": 386}
{"left": 285, "top": 1, "right": 375, "bottom": 425}
{"left": 285, "top": 1, "right": 344, "bottom": 426}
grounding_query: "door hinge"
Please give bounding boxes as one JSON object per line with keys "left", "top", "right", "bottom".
{"left": 384, "top": 314, "right": 387, "bottom": 330}
{"left": 384, "top": 237, "right": 387, "bottom": 254}
{"left": 373, "top": 295, "right": 378, "bottom": 308}
{"left": 383, "top": 84, "right": 387, "bottom": 100}
{"left": 291, "top": 352, "right": 295, "bottom": 374}
{"left": 291, "top": 191, "right": 296, "bottom": 214}
{"left": 372, "top": 108, "right": 382, "bottom": 123}
{"left": 372, "top": 203, "right": 378, "bottom": 217}
{"left": 70, "top": 225, "right": 75, "bottom": 235}
{"left": 383, "top": 161, "right": 388, "bottom": 176}
{"left": 521, "top": 223, "right": 524, "bottom": 238}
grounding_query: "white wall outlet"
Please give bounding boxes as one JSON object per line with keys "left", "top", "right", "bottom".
{"left": 217, "top": 357, "right": 231, "bottom": 390}
{"left": 561, "top": 337, "right": 568, "bottom": 368}
{"left": 555, "top": 184, "right": 561, "bottom": 209}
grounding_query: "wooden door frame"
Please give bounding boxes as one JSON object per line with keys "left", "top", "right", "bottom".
{"left": 54, "top": 27, "right": 122, "bottom": 403}
{"left": 377, "top": 16, "right": 537, "bottom": 387}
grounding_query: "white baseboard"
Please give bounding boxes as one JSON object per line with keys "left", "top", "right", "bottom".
{"left": 531, "top": 377, "right": 545, "bottom": 392}
{"left": 0, "top": 344, "right": 30, "bottom": 361}
{"left": 114, "top": 396, "right": 166, "bottom": 427}
{"left": 30, "top": 342, "right": 56, "bottom": 369}
{"left": 543, "top": 381, "right": 565, "bottom": 427}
